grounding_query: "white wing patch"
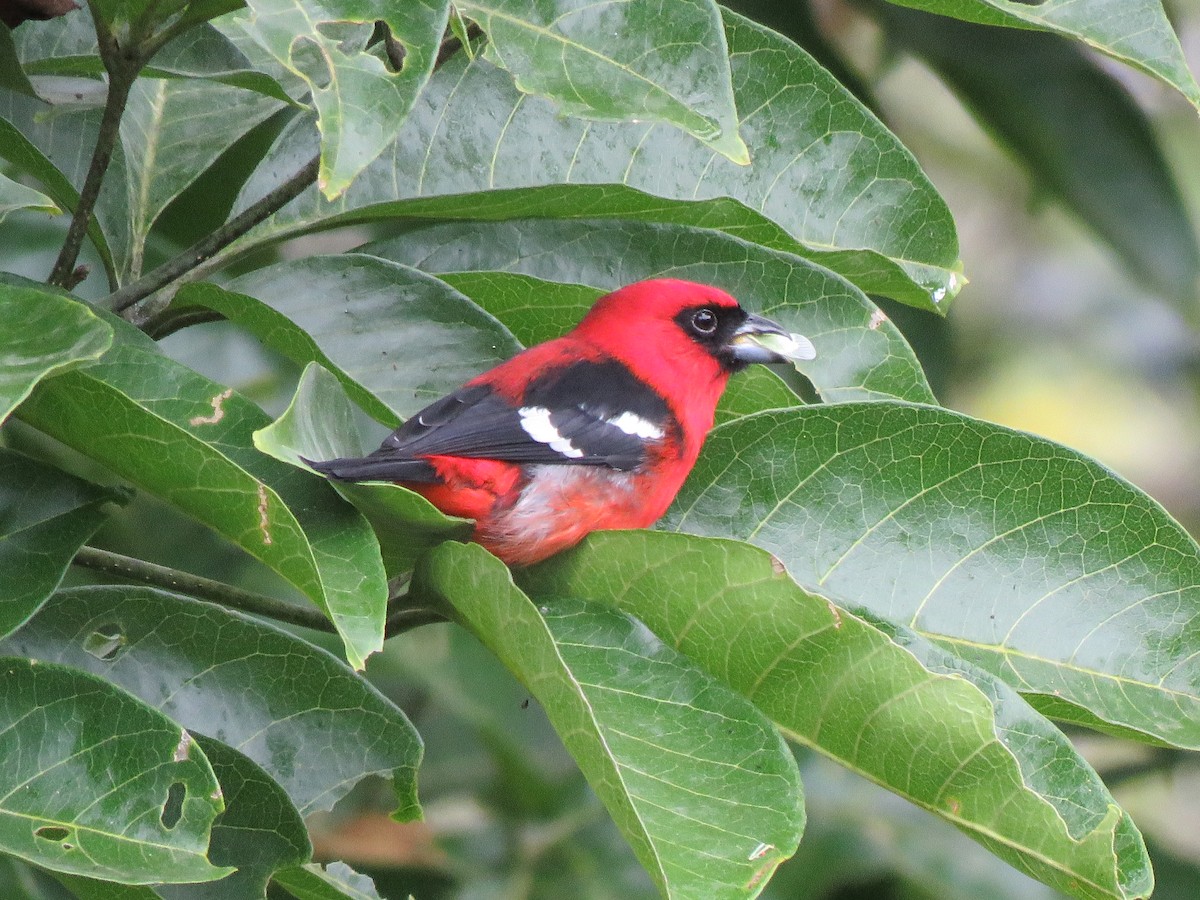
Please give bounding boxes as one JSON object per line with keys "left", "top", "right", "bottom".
{"left": 518, "top": 406, "right": 585, "bottom": 458}
{"left": 605, "top": 410, "right": 664, "bottom": 440}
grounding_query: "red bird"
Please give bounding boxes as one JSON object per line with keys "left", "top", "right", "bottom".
{"left": 309, "top": 279, "right": 814, "bottom": 565}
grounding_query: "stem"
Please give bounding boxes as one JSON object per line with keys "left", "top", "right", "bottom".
{"left": 47, "top": 46, "right": 139, "bottom": 288}
{"left": 71, "top": 546, "right": 446, "bottom": 638}
{"left": 73, "top": 545, "right": 336, "bottom": 631}
{"left": 107, "top": 152, "right": 320, "bottom": 318}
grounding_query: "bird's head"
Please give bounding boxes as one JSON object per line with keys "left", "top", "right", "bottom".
{"left": 572, "top": 278, "right": 814, "bottom": 377}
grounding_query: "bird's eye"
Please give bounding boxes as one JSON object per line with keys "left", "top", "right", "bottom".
{"left": 690, "top": 309, "right": 718, "bottom": 335}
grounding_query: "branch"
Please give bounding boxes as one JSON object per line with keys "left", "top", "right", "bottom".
{"left": 72, "top": 546, "right": 445, "bottom": 638}
{"left": 106, "top": 152, "right": 320, "bottom": 318}
{"left": 46, "top": 36, "right": 139, "bottom": 289}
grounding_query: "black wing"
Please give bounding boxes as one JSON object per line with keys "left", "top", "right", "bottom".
{"left": 307, "top": 360, "right": 676, "bottom": 482}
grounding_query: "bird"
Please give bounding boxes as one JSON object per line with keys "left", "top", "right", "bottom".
{"left": 307, "top": 278, "right": 815, "bottom": 565}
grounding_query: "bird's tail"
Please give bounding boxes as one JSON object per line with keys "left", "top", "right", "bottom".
{"left": 301, "top": 454, "right": 437, "bottom": 483}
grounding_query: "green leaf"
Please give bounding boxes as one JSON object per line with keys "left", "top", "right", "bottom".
{"left": 459, "top": 0, "right": 749, "bottom": 164}
{"left": 0, "top": 174, "right": 57, "bottom": 222}
{"left": 0, "top": 67, "right": 281, "bottom": 282}
{"left": 226, "top": 0, "right": 450, "bottom": 198}
{"left": 0, "top": 25, "right": 37, "bottom": 97}
{"left": 434, "top": 271, "right": 803, "bottom": 425}
{"left": 1, "top": 585, "right": 422, "bottom": 821}
{"left": 15, "top": 323, "right": 388, "bottom": 668}
{"left": 230, "top": 9, "right": 961, "bottom": 308}
{"left": 366, "top": 217, "right": 934, "bottom": 404}
{"left": 664, "top": 402, "right": 1200, "bottom": 751}
{"left": 112, "top": 77, "right": 283, "bottom": 279}
{"left": 156, "top": 737, "right": 312, "bottom": 900}
{"left": 16, "top": 20, "right": 295, "bottom": 103}
{"left": 272, "top": 862, "right": 384, "bottom": 900}
{"left": 0, "top": 116, "right": 116, "bottom": 287}
{"left": 0, "top": 449, "right": 125, "bottom": 639}
{"left": 255, "top": 363, "right": 472, "bottom": 575}
{"left": 0, "top": 656, "right": 231, "bottom": 884}
{"left": 876, "top": 5, "right": 1200, "bottom": 301}
{"left": 0, "top": 279, "right": 112, "bottom": 423}
{"left": 173, "top": 254, "right": 524, "bottom": 422}
{"left": 522, "top": 532, "right": 1153, "bottom": 900}
{"left": 883, "top": 0, "right": 1200, "bottom": 111}
{"left": 417, "top": 541, "right": 806, "bottom": 900}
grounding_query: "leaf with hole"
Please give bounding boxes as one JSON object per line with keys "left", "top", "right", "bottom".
{"left": 15, "top": 320, "right": 388, "bottom": 669}
{"left": 230, "top": 9, "right": 961, "bottom": 309}
{"left": 224, "top": 0, "right": 449, "bottom": 198}
{"left": 0, "top": 657, "right": 230, "bottom": 884}
{"left": 1, "top": 585, "right": 422, "bottom": 821}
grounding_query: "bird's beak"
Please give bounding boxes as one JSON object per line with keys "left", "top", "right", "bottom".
{"left": 726, "top": 312, "right": 817, "bottom": 364}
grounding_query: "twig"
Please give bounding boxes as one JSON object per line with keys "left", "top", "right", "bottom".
{"left": 46, "top": 34, "right": 139, "bottom": 288}
{"left": 106, "top": 152, "right": 321, "bottom": 317}
{"left": 72, "top": 546, "right": 445, "bottom": 638}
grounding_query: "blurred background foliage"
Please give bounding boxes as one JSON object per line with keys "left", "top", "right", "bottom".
{"left": 3, "top": 0, "right": 1200, "bottom": 896}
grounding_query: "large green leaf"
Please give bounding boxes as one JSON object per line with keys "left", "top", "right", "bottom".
{"left": 365, "top": 217, "right": 934, "bottom": 404}
{"left": 418, "top": 542, "right": 805, "bottom": 900}
{"left": 0, "top": 450, "right": 124, "bottom": 639}
{"left": 522, "top": 532, "right": 1153, "bottom": 900}
{"left": 876, "top": 5, "right": 1199, "bottom": 301}
{"left": 0, "top": 279, "right": 112, "bottom": 422}
{"left": 113, "top": 77, "right": 283, "bottom": 279}
{"left": 459, "top": 0, "right": 749, "bottom": 163}
{"left": 884, "top": 0, "right": 1200, "bottom": 110}
{"left": 1, "top": 585, "right": 422, "bottom": 820}
{"left": 255, "top": 363, "right": 472, "bottom": 576}
{"left": 224, "top": 0, "right": 449, "bottom": 198}
{"left": 156, "top": 737, "right": 312, "bottom": 900}
{"left": 0, "top": 657, "right": 230, "bottom": 884}
{"left": 664, "top": 402, "right": 1200, "bottom": 751}
{"left": 173, "top": 255, "right": 523, "bottom": 423}
{"left": 228, "top": 10, "right": 961, "bottom": 309}
{"left": 15, "top": 323, "right": 388, "bottom": 668}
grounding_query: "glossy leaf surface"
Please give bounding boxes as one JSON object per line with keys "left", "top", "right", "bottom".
{"left": 419, "top": 541, "right": 805, "bottom": 900}
{"left": 232, "top": 10, "right": 961, "bottom": 308}
{"left": 0, "top": 657, "right": 230, "bottom": 884}
{"left": 16, "top": 325, "right": 387, "bottom": 668}
{"left": 665, "top": 403, "right": 1200, "bottom": 750}
{"left": 523, "top": 531, "right": 1153, "bottom": 900}
{"left": 1, "top": 586, "right": 422, "bottom": 820}
{"left": 459, "top": 0, "right": 749, "bottom": 163}
{"left": 0, "top": 279, "right": 111, "bottom": 422}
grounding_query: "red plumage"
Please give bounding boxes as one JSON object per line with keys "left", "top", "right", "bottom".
{"left": 309, "top": 279, "right": 811, "bottom": 565}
